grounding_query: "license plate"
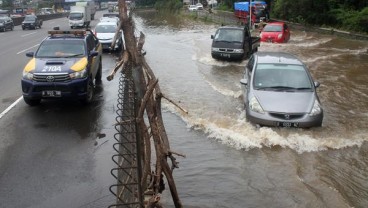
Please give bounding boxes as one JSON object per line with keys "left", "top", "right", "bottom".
{"left": 220, "top": 53, "right": 231, "bottom": 58}
{"left": 42, "top": 91, "right": 61, "bottom": 97}
{"left": 277, "top": 122, "right": 299, "bottom": 128}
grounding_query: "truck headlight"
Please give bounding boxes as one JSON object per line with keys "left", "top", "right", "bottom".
{"left": 233, "top": 49, "right": 244, "bottom": 53}
{"left": 0, "top": 23, "right": 4, "bottom": 26}
{"left": 277, "top": 34, "right": 283, "bottom": 39}
{"left": 23, "top": 71, "right": 34, "bottom": 80}
{"left": 309, "top": 100, "right": 322, "bottom": 116}
{"left": 249, "top": 97, "right": 264, "bottom": 114}
{"left": 212, "top": 47, "right": 221, "bottom": 52}
{"left": 70, "top": 68, "right": 87, "bottom": 79}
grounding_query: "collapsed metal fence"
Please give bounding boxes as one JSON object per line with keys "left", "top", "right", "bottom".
{"left": 109, "top": 67, "right": 144, "bottom": 208}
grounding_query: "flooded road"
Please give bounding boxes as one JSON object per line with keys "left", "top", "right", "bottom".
{"left": 134, "top": 11, "right": 368, "bottom": 207}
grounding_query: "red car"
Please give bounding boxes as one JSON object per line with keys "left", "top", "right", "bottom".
{"left": 260, "top": 22, "right": 290, "bottom": 43}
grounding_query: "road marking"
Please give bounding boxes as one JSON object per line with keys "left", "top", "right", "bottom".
{"left": 0, "top": 96, "right": 23, "bottom": 119}
{"left": 17, "top": 44, "right": 40, "bottom": 54}
{"left": 21, "top": 32, "right": 37, "bottom": 37}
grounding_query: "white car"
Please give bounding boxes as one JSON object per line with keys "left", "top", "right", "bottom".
{"left": 99, "top": 16, "right": 119, "bottom": 25}
{"left": 196, "top": 3, "right": 204, "bottom": 10}
{"left": 94, "top": 21, "right": 123, "bottom": 51}
{"left": 188, "top": 5, "right": 198, "bottom": 11}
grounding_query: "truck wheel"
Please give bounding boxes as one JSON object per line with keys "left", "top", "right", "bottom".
{"left": 23, "top": 97, "right": 41, "bottom": 106}
{"left": 80, "top": 78, "right": 94, "bottom": 105}
{"left": 95, "top": 59, "right": 102, "bottom": 82}
{"left": 11, "top": 25, "right": 14, "bottom": 31}
{"left": 39, "top": 24, "right": 41, "bottom": 29}
{"left": 22, "top": 27, "right": 25, "bottom": 30}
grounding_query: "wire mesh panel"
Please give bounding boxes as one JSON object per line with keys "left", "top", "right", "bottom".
{"left": 109, "top": 67, "right": 144, "bottom": 208}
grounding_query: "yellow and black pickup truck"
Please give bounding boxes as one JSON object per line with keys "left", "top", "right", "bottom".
{"left": 21, "top": 29, "right": 102, "bottom": 106}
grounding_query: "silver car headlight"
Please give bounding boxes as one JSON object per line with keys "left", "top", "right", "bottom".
{"left": 233, "top": 49, "right": 244, "bottom": 53}
{"left": 249, "top": 97, "right": 264, "bottom": 114}
{"left": 69, "top": 68, "right": 87, "bottom": 79}
{"left": 0, "top": 23, "right": 4, "bottom": 26}
{"left": 23, "top": 71, "right": 34, "bottom": 80}
{"left": 212, "top": 47, "right": 221, "bottom": 52}
{"left": 309, "top": 100, "right": 322, "bottom": 116}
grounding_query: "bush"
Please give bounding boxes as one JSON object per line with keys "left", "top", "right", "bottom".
{"left": 154, "top": 0, "right": 182, "bottom": 13}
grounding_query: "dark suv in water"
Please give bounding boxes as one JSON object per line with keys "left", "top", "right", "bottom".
{"left": 211, "top": 25, "right": 260, "bottom": 61}
{"left": 21, "top": 29, "right": 103, "bottom": 105}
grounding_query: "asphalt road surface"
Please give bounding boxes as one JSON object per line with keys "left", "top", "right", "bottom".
{"left": 0, "top": 11, "right": 121, "bottom": 207}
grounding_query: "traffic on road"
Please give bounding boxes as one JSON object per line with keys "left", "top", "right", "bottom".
{"left": 0, "top": 8, "right": 368, "bottom": 208}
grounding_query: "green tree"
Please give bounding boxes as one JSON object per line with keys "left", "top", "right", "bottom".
{"left": 1, "top": 0, "right": 13, "bottom": 10}
{"left": 154, "top": 0, "right": 182, "bottom": 13}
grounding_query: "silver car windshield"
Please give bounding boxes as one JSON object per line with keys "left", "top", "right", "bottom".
{"left": 254, "top": 63, "right": 312, "bottom": 90}
{"left": 36, "top": 39, "right": 86, "bottom": 58}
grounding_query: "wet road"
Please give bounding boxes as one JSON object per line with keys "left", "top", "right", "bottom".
{"left": 134, "top": 11, "right": 368, "bottom": 208}
{"left": 0, "top": 11, "right": 120, "bottom": 207}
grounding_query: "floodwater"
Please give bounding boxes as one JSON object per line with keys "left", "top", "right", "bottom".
{"left": 133, "top": 11, "right": 368, "bottom": 208}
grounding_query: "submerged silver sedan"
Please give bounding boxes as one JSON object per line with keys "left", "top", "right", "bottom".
{"left": 240, "top": 52, "right": 323, "bottom": 128}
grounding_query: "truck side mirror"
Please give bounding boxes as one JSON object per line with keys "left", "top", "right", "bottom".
{"left": 211, "top": 35, "right": 214, "bottom": 39}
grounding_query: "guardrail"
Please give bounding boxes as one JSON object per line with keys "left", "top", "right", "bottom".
{"left": 11, "top": 13, "right": 69, "bottom": 26}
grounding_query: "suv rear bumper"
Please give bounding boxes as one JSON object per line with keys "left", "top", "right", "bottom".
{"left": 21, "top": 78, "right": 89, "bottom": 100}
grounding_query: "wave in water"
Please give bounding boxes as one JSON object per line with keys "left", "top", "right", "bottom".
{"left": 161, "top": 101, "right": 368, "bottom": 154}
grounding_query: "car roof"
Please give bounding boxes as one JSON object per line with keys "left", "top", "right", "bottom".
{"left": 218, "top": 25, "right": 245, "bottom": 30}
{"left": 96, "top": 21, "right": 117, "bottom": 26}
{"left": 254, "top": 52, "right": 304, "bottom": 65}
{"left": 103, "top": 13, "right": 119, "bottom": 17}
{"left": 266, "top": 22, "right": 285, "bottom": 26}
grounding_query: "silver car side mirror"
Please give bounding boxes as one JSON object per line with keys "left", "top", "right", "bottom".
{"left": 314, "top": 81, "right": 320, "bottom": 88}
{"left": 240, "top": 79, "right": 248, "bottom": 85}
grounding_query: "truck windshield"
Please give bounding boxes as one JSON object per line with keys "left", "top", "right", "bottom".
{"left": 24, "top": 16, "right": 36, "bottom": 21}
{"left": 69, "top": 13, "right": 83, "bottom": 20}
{"left": 36, "top": 39, "right": 86, "bottom": 58}
{"left": 214, "top": 29, "right": 243, "bottom": 43}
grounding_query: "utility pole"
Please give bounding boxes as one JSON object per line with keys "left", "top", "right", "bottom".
{"left": 249, "top": 0, "right": 252, "bottom": 29}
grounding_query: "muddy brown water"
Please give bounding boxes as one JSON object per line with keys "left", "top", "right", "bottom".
{"left": 134, "top": 11, "right": 368, "bottom": 208}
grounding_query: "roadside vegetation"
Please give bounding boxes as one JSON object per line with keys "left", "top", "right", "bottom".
{"left": 135, "top": 0, "right": 367, "bottom": 33}
{"left": 216, "top": 0, "right": 368, "bottom": 34}
{"left": 272, "top": 0, "right": 368, "bottom": 33}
